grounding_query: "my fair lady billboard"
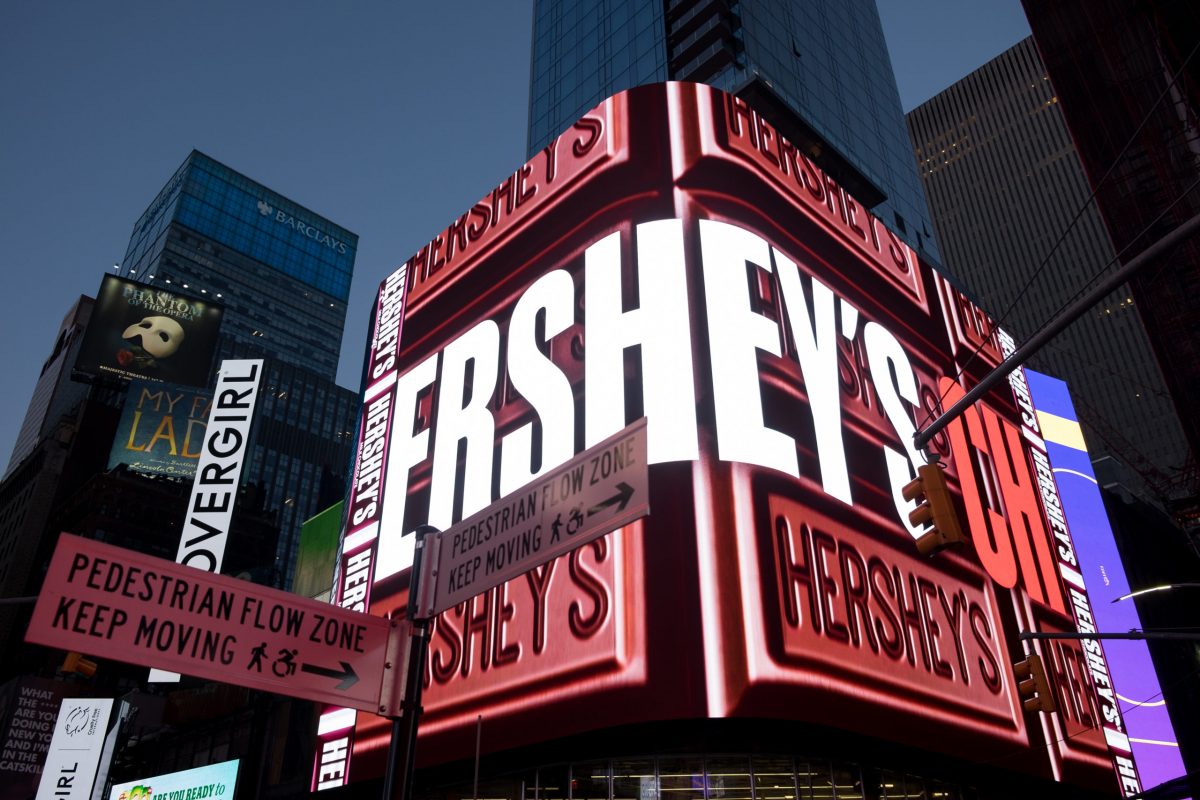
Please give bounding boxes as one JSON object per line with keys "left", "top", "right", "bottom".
{"left": 324, "top": 83, "right": 1134, "bottom": 794}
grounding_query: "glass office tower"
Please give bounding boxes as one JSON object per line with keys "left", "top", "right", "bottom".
{"left": 1021, "top": 0, "right": 1200, "bottom": 505}
{"left": 1021, "top": 0, "right": 1200, "bottom": 773}
{"left": 123, "top": 151, "right": 354, "bottom": 380}
{"left": 907, "top": 38, "right": 1190, "bottom": 496}
{"left": 527, "top": 0, "right": 941, "bottom": 261}
{"left": 121, "top": 151, "right": 359, "bottom": 588}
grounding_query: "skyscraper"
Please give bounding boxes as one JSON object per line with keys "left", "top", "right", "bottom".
{"left": 527, "top": 0, "right": 941, "bottom": 261}
{"left": 0, "top": 151, "right": 364, "bottom": 796}
{"left": 907, "top": 41, "right": 1199, "bottom": 782}
{"left": 118, "top": 151, "right": 360, "bottom": 587}
{"left": 122, "top": 151, "right": 353, "bottom": 380}
{"left": 5, "top": 298, "right": 93, "bottom": 475}
{"left": 1020, "top": 0, "right": 1200, "bottom": 517}
{"left": 1021, "top": 0, "right": 1200, "bottom": 775}
{"left": 906, "top": 38, "right": 1192, "bottom": 500}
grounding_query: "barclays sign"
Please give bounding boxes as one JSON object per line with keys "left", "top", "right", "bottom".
{"left": 258, "top": 199, "right": 349, "bottom": 255}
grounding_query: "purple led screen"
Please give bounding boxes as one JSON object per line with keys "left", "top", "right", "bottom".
{"left": 1025, "top": 370, "right": 1184, "bottom": 789}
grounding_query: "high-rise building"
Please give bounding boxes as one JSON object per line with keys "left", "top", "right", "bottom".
{"left": 1018, "top": 0, "right": 1200, "bottom": 779}
{"left": 122, "top": 151, "right": 354, "bottom": 380}
{"left": 0, "top": 152, "right": 364, "bottom": 796}
{"left": 119, "top": 151, "right": 360, "bottom": 586}
{"left": 5, "top": 297, "right": 92, "bottom": 475}
{"left": 527, "top": 0, "right": 942, "bottom": 262}
{"left": 2, "top": 149, "right": 361, "bottom": 636}
{"left": 906, "top": 37, "right": 1192, "bottom": 501}
{"left": 1020, "top": 0, "right": 1200, "bottom": 517}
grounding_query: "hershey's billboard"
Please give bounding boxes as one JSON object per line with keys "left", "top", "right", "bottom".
{"left": 324, "top": 83, "right": 1134, "bottom": 795}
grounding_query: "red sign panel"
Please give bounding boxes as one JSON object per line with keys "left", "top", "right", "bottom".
{"left": 26, "top": 535, "right": 406, "bottom": 714}
{"left": 331, "top": 83, "right": 1130, "bottom": 795}
{"left": 751, "top": 492, "right": 1016, "bottom": 737}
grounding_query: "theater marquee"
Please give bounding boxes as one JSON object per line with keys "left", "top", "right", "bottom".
{"left": 322, "top": 83, "right": 1134, "bottom": 796}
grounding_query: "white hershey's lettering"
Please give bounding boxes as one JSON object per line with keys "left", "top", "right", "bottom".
{"left": 374, "top": 219, "right": 924, "bottom": 580}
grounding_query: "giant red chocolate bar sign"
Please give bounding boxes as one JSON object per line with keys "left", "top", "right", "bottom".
{"left": 327, "top": 83, "right": 1129, "bottom": 795}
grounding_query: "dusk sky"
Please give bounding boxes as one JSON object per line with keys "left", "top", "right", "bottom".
{"left": 0, "top": 1, "right": 1031, "bottom": 466}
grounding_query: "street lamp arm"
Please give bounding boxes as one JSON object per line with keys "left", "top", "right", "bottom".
{"left": 1113, "top": 583, "right": 1200, "bottom": 603}
{"left": 1019, "top": 630, "right": 1200, "bottom": 642}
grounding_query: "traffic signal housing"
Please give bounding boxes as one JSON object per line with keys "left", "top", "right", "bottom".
{"left": 1014, "top": 653, "right": 1056, "bottom": 713}
{"left": 902, "top": 463, "right": 965, "bottom": 556}
{"left": 61, "top": 651, "right": 97, "bottom": 677}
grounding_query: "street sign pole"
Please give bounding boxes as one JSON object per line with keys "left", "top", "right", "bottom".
{"left": 417, "top": 419, "right": 650, "bottom": 619}
{"left": 383, "top": 524, "right": 437, "bottom": 800}
{"left": 379, "top": 419, "right": 651, "bottom": 799}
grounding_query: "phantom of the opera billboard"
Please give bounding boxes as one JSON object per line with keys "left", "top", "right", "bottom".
{"left": 324, "top": 84, "right": 1138, "bottom": 796}
{"left": 75, "top": 275, "right": 223, "bottom": 387}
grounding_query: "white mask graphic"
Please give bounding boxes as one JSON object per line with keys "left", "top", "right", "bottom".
{"left": 122, "top": 316, "right": 185, "bottom": 359}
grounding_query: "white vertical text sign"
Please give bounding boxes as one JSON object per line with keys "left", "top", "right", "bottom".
{"left": 151, "top": 358, "right": 263, "bottom": 683}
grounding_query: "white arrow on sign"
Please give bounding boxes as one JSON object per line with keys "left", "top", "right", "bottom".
{"left": 415, "top": 418, "right": 649, "bottom": 618}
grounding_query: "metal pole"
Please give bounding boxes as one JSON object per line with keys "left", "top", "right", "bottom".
{"left": 398, "top": 617, "right": 431, "bottom": 800}
{"left": 1020, "top": 630, "right": 1200, "bottom": 642}
{"left": 472, "top": 714, "right": 483, "bottom": 800}
{"left": 383, "top": 524, "right": 439, "bottom": 800}
{"left": 914, "top": 212, "right": 1200, "bottom": 452}
{"left": 381, "top": 717, "right": 404, "bottom": 799}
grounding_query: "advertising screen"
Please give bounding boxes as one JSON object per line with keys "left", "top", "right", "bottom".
{"left": 326, "top": 83, "right": 1135, "bottom": 795}
{"left": 295, "top": 501, "right": 344, "bottom": 601}
{"left": 1026, "top": 370, "right": 1184, "bottom": 789}
{"left": 75, "top": 275, "right": 223, "bottom": 387}
{"left": 107, "top": 380, "right": 212, "bottom": 477}
{"left": 108, "top": 759, "right": 239, "bottom": 800}
{"left": 0, "top": 677, "right": 73, "bottom": 798}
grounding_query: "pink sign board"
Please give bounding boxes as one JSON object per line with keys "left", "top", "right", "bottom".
{"left": 25, "top": 535, "right": 407, "bottom": 714}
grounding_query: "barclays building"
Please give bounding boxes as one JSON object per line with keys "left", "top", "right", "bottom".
{"left": 121, "top": 151, "right": 359, "bottom": 590}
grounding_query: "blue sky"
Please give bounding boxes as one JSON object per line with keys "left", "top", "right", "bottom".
{"left": 0, "top": 1, "right": 1030, "bottom": 466}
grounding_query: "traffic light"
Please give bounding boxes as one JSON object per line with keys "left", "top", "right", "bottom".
{"left": 61, "top": 651, "right": 97, "bottom": 678}
{"left": 1014, "top": 653, "right": 1056, "bottom": 713}
{"left": 902, "top": 463, "right": 965, "bottom": 556}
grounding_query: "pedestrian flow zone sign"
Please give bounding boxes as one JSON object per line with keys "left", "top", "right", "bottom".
{"left": 413, "top": 418, "right": 650, "bottom": 618}
{"left": 25, "top": 534, "right": 410, "bottom": 715}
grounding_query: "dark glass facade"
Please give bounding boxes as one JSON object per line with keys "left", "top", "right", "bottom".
{"left": 1021, "top": 0, "right": 1200, "bottom": 776}
{"left": 123, "top": 151, "right": 355, "bottom": 381}
{"left": 1021, "top": 0, "right": 1200, "bottom": 504}
{"left": 121, "top": 151, "right": 359, "bottom": 588}
{"left": 907, "top": 38, "right": 1190, "bottom": 499}
{"left": 230, "top": 340, "right": 358, "bottom": 588}
{"left": 529, "top": 0, "right": 668, "bottom": 153}
{"left": 527, "top": 0, "right": 941, "bottom": 262}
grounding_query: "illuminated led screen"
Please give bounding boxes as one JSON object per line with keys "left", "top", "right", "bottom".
{"left": 107, "top": 380, "right": 212, "bottom": 477}
{"left": 109, "top": 759, "right": 238, "bottom": 800}
{"left": 322, "top": 83, "right": 1138, "bottom": 796}
{"left": 76, "top": 275, "right": 223, "bottom": 388}
{"left": 1026, "top": 370, "right": 1184, "bottom": 788}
